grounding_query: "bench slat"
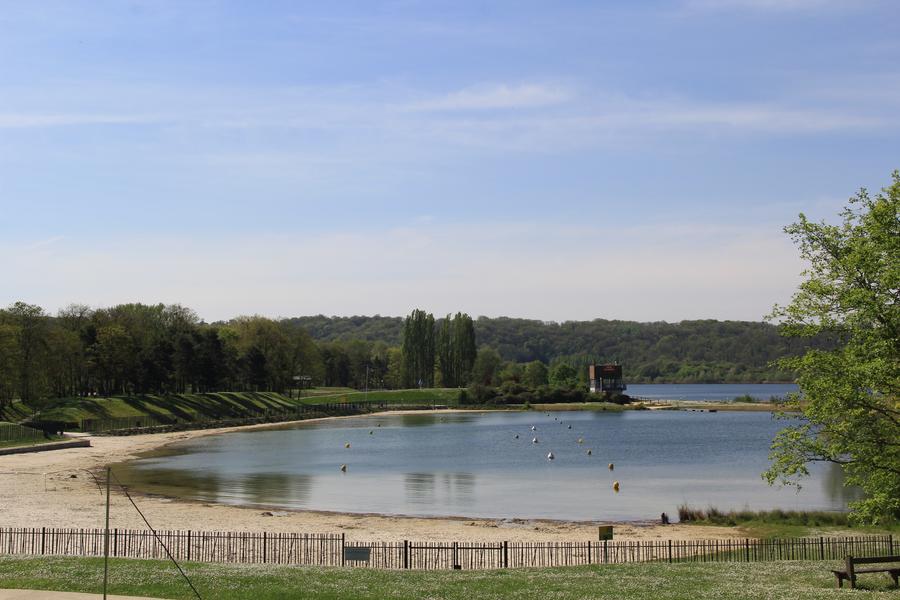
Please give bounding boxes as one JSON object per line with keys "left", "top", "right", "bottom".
{"left": 850, "top": 555, "right": 900, "bottom": 565}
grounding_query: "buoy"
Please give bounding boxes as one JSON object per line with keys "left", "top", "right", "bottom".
{"left": 613, "top": 481, "right": 620, "bottom": 492}
{"left": 531, "top": 425, "right": 536, "bottom": 431}
{"left": 587, "top": 449, "right": 592, "bottom": 456}
{"left": 514, "top": 434, "right": 519, "bottom": 439}
{"left": 345, "top": 442, "right": 351, "bottom": 448}
{"left": 532, "top": 437, "right": 539, "bottom": 444}
{"left": 547, "top": 451, "right": 555, "bottom": 460}
{"left": 608, "top": 463, "right": 614, "bottom": 471}
{"left": 340, "top": 464, "right": 347, "bottom": 472}
{"left": 567, "top": 425, "right": 572, "bottom": 429}
{"left": 369, "top": 431, "right": 373, "bottom": 435}
{"left": 577, "top": 438, "right": 583, "bottom": 444}
{"left": 377, "top": 423, "right": 381, "bottom": 427}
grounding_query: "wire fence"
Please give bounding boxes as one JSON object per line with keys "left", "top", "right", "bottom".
{"left": 0, "top": 528, "right": 893, "bottom": 570}
{"left": 0, "top": 423, "right": 47, "bottom": 444}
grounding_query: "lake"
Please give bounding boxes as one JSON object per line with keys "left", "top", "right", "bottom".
{"left": 118, "top": 406, "right": 854, "bottom": 522}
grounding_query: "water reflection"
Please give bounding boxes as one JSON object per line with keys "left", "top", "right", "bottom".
{"left": 405, "top": 472, "right": 475, "bottom": 507}
{"left": 823, "top": 463, "right": 863, "bottom": 506}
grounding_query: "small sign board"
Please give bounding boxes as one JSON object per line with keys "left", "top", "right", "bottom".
{"left": 598, "top": 526, "right": 614, "bottom": 541}
{"left": 344, "top": 546, "right": 371, "bottom": 562}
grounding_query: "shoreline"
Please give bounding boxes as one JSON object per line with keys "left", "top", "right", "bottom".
{"left": 0, "top": 409, "right": 749, "bottom": 543}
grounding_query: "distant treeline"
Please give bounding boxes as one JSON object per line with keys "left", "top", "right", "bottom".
{"left": 289, "top": 315, "right": 821, "bottom": 383}
{"left": 0, "top": 302, "right": 818, "bottom": 405}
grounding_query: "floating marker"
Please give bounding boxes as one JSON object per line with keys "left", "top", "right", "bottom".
{"left": 531, "top": 426, "right": 536, "bottom": 431}
{"left": 613, "top": 481, "right": 620, "bottom": 492}
{"left": 567, "top": 425, "right": 572, "bottom": 429}
{"left": 547, "top": 451, "right": 555, "bottom": 461}
{"left": 345, "top": 442, "right": 351, "bottom": 448}
{"left": 369, "top": 431, "right": 373, "bottom": 435}
{"left": 608, "top": 463, "right": 615, "bottom": 471}
{"left": 340, "top": 464, "right": 347, "bottom": 472}
{"left": 532, "top": 437, "right": 539, "bottom": 444}
{"left": 577, "top": 438, "right": 583, "bottom": 444}
{"left": 587, "top": 449, "right": 592, "bottom": 456}
{"left": 514, "top": 434, "right": 519, "bottom": 439}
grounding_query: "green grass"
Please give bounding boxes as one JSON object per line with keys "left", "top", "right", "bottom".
{"left": 2, "top": 389, "right": 466, "bottom": 431}
{"left": 298, "top": 388, "right": 463, "bottom": 406}
{"left": 0, "top": 556, "right": 897, "bottom": 599}
{"left": 677, "top": 505, "right": 900, "bottom": 539}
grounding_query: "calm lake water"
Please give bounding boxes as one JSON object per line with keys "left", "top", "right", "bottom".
{"left": 626, "top": 383, "right": 799, "bottom": 402}
{"left": 119, "top": 406, "right": 853, "bottom": 522}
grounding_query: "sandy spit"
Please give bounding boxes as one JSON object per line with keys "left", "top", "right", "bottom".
{"left": 0, "top": 412, "right": 741, "bottom": 543}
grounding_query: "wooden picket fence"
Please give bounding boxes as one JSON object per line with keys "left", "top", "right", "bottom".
{"left": 0, "top": 528, "right": 894, "bottom": 570}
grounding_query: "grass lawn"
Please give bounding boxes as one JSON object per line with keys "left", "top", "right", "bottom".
{"left": 298, "top": 388, "right": 463, "bottom": 406}
{"left": 0, "top": 556, "right": 897, "bottom": 600}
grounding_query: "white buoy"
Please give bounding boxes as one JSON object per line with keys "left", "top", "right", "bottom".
{"left": 577, "top": 438, "right": 583, "bottom": 444}
{"left": 567, "top": 425, "right": 572, "bottom": 429}
{"left": 340, "top": 464, "right": 347, "bottom": 472}
{"left": 531, "top": 425, "right": 536, "bottom": 431}
{"left": 547, "top": 451, "right": 555, "bottom": 460}
{"left": 514, "top": 434, "right": 519, "bottom": 439}
{"left": 587, "top": 449, "right": 592, "bottom": 456}
{"left": 369, "top": 431, "right": 373, "bottom": 435}
{"left": 344, "top": 442, "right": 351, "bottom": 448}
{"left": 532, "top": 437, "right": 539, "bottom": 444}
{"left": 608, "top": 463, "right": 615, "bottom": 471}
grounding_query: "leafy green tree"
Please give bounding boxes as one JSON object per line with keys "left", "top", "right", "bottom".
{"left": 764, "top": 171, "right": 900, "bottom": 524}
{"left": 523, "top": 360, "right": 549, "bottom": 387}
{"left": 470, "top": 346, "right": 502, "bottom": 386}
{"left": 549, "top": 362, "right": 578, "bottom": 388}
{"left": 401, "top": 309, "right": 435, "bottom": 387}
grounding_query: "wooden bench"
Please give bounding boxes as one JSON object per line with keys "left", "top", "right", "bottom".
{"left": 832, "top": 555, "right": 900, "bottom": 589}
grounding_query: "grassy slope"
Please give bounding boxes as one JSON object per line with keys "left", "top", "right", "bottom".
{"left": 0, "top": 389, "right": 466, "bottom": 427}
{"left": 0, "top": 556, "right": 897, "bottom": 600}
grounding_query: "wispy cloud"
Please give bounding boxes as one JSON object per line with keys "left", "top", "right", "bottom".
{"left": 684, "top": 0, "right": 865, "bottom": 12}
{"left": 0, "top": 221, "right": 802, "bottom": 323}
{"left": 405, "top": 84, "right": 572, "bottom": 111}
{"left": 0, "top": 113, "right": 158, "bottom": 128}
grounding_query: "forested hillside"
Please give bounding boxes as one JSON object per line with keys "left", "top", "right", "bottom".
{"left": 0, "top": 303, "right": 816, "bottom": 407}
{"left": 289, "top": 315, "right": 817, "bottom": 382}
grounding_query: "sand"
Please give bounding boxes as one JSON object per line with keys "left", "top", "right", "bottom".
{"left": 0, "top": 414, "right": 741, "bottom": 543}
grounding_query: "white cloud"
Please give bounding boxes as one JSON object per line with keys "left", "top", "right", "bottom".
{"left": 1, "top": 221, "right": 803, "bottom": 323}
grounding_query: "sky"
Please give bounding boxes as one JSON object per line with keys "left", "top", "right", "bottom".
{"left": 1, "top": 0, "right": 898, "bottom": 323}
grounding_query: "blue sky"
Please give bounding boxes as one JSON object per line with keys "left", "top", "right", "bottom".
{"left": 2, "top": 0, "right": 898, "bottom": 322}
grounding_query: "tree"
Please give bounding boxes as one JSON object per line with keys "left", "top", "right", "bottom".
{"left": 764, "top": 171, "right": 900, "bottom": 524}
{"left": 470, "top": 347, "right": 502, "bottom": 386}
{"left": 401, "top": 309, "right": 435, "bottom": 388}
{"left": 523, "top": 360, "right": 549, "bottom": 387}
{"left": 549, "top": 362, "right": 578, "bottom": 388}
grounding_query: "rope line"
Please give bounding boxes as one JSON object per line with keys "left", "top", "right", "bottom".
{"left": 109, "top": 470, "right": 203, "bottom": 600}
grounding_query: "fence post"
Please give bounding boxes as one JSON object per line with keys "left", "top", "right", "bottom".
{"left": 403, "top": 540, "right": 409, "bottom": 569}
{"left": 503, "top": 541, "right": 508, "bottom": 568}
{"left": 668, "top": 539, "right": 672, "bottom": 563}
{"left": 453, "top": 541, "right": 458, "bottom": 569}
{"left": 889, "top": 534, "right": 894, "bottom": 556}
{"left": 340, "top": 533, "right": 345, "bottom": 567}
{"left": 819, "top": 537, "right": 824, "bottom": 561}
{"left": 586, "top": 541, "right": 591, "bottom": 565}
{"left": 263, "top": 532, "right": 267, "bottom": 564}
{"left": 744, "top": 539, "right": 750, "bottom": 562}
{"left": 603, "top": 539, "right": 608, "bottom": 564}
{"left": 187, "top": 530, "right": 191, "bottom": 562}
{"left": 41, "top": 527, "right": 45, "bottom": 555}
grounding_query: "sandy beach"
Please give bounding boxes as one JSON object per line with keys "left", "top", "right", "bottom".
{"left": 0, "top": 413, "right": 742, "bottom": 543}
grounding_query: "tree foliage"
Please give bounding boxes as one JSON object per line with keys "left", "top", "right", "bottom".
{"left": 764, "top": 171, "right": 900, "bottom": 524}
